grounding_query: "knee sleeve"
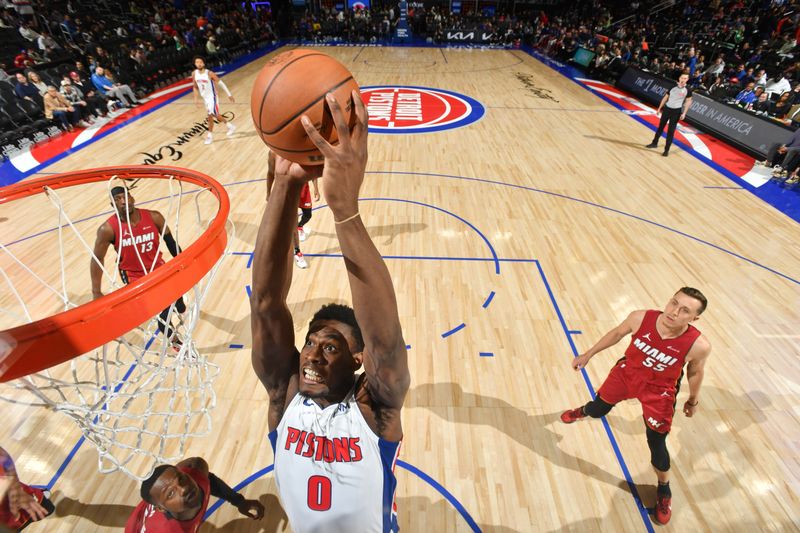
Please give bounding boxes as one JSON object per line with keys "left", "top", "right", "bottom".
{"left": 646, "top": 427, "right": 670, "bottom": 472}
{"left": 298, "top": 208, "right": 312, "bottom": 227}
{"left": 583, "top": 397, "right": 614, "bottom": 418}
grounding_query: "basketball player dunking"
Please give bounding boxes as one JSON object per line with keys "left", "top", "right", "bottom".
{"left": 192, "top": 56, "right": 235, "bottom": 145}
{"left": 251, "top": 92, "right": 409, "bottom": 533}
{"left": 560, "top": 288, "right": 712, "bottom": 525}
{"left": 91, "top": 186, "right": 186, "bottom": 348}
{"left": 266, "top": 150, "right": 320, "bottom": 269}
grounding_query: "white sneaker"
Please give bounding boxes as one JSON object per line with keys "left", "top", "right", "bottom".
{"left": 294, "top": 252, "right": 308, "bottom": 269}
{"left": 298, "top": 226, "right": 307, "bottom": 242}
{"left": 772, "top": 166, "right": 784, "bottom": 175}
{"left": 204, "top": 133, "right": 213, "bottom": 145}
{"left": 226, "top": 122, "right": 236, "bottom": 137}
{"left": 78, "top": 120, "right": 90, "bottom": 128}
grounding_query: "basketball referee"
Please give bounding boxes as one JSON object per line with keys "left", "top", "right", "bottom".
{"left": 646, "top": 72, "right": 693, "bottom": 157}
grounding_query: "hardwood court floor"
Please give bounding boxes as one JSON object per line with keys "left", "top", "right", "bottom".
{"left": 2, "top": 46, "right": 799, "bottom": 532}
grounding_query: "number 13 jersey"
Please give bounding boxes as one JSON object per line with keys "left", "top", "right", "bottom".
{"left": 269, "top": 375, "right": 401, "bottom": 533}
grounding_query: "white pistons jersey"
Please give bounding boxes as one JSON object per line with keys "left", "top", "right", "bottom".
{"left": 193, "top": 68, "right": 218, "bottom": 114}
{"left": 269, "top": 376, "right": 401, "bottom": 533}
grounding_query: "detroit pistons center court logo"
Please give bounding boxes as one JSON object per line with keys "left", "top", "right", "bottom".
{"left": 362, "top": 86, "right": 485, "bottom": 134}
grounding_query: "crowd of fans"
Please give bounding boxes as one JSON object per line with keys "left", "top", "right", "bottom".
{"left": 533, "top": 0, "right": 800, "bottom": 127}
{"left": 0, "top": 0, "right": 276, "bottom": 159}
{"left": 4, "top": 0, "right": 800, "bottom": 180}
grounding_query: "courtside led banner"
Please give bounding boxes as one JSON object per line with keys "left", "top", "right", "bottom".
{"left": 617, "top": 67, "right": 794, "bottom": 157}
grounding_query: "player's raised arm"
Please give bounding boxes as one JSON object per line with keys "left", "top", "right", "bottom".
{"left": 572, "top": 310, "right": 645, "bottom": 370}
{"left": 302, "top": 92, "right": 410, "bottom": 415}
{"left": 90, "top": 222, "right": 114, "bottom": 299}
{"left": 250, "top": 155, "right": 321, "bottom": 431}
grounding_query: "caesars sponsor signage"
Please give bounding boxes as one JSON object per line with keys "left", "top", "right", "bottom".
{"left": 140, "top": 111, "right": 235, "bottom": 164}
{"left": 618, "top": 67, "right": 793, "bottom": 157}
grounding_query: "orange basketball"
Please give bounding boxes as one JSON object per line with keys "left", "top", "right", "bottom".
{"left": 250, "top": 49, "right": 360, "bottom": 165}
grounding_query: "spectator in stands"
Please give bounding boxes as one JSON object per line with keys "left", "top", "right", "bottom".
{"left": 687, "top": 48, "right": 697, "bottom": 75}
{"left": 750, "top": 92, "right": 772, "bottom": 114}
{"left": 0, "top": 63, "right": 11, "bottom": 83}
{"left": 68, "top": 70, "right": 107, "bottom": 116}
{"left": 36, "top": 30, "right": 59, "bottom": 51}
{"left": 733, "top": 63, "right": 748, "bottom": 83}
{"left": 27, "top": 71, "right": 46, "bottom": 96}
{"left": 705, "top": 75, "right": 730, "bottom": 100}
{"left": 91, "top": 66, "right": 140, "bottom": 107}
{"left": 206, "top": 34, "right": 218, "bottom": 55}
{"left": 766, "top": 73, "right": 792, "bottom": 96}
{"left": 704, "top": 56, "right": 725, "bottom": 77}
{"left": 60, "top": 79, "right": 94, "bottom": 125}
{"left": 61, "top": 13, "right": 77, "bottom": 38}
{"left": 13, "top": 48, "right": 33, "bottom": 68}
{"left": 13, "top": 71, "right": 41, "bottom": 106}
{"left": 754, "top": 69, "right": 768, "bottom": 87}
{"left": 44, "top": 84, "right": 82, "bottom": 130}
{"left": 772, "top": 91, "right": 794, "bottom": 120}
{"left": 734, "top": 82, "right": 757, "bottom": 105}
{"left": 18, "top": 21, "right": 39, "bottom": 42}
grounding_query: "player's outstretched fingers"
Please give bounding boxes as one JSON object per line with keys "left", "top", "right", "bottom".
{"left": 325, "top": 93, "right": 350, "bottom": 148}
{"left": 351, "top": 89, "right": 368, "bottom": 140}
{"left": 301, "top": 115, "right": 334, "bottom": 157}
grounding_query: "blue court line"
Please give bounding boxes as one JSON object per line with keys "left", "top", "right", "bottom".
{"left": 202, "top": 461, "right": 481, "bottom": 531}
{"left": 534, "top": 259, "right": 654, "bottom": 532}
{"left": 33, "top": 333, "right": 159, "bottom": 490}
{"left": 479, "top": 352, "right": 494, "bottom": 357}
{"left": 329, "top": 197, "right": 501, "bottom": 274}
{"left": 365, "top": 171, "right": 800, "bottom": 286}
{"left": 405, "top": 344, "right": 412, "bottom": 350}
{"left": 8, "top": 170, "right": 795, "bottom": 286}
{"left": 245, "top": 284, "right": 251, "bottom": 298}
{"left": 568, "top": 330, "right": 582, "bottom": 335}
{"left": 441, "top": 323, "right": 466, "bottom": 338}
{"left": 482, "top": 291, "right": 496, "bottom": 308}
{"left": 229, "top": 344, "right": 244, "bottom": 349}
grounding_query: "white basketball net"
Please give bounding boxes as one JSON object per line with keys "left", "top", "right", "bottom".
{"left": 0, "top": 175, "right": 231, "bottom": 480}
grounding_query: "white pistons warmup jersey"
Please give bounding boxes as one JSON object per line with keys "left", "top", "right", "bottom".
{"left": 269, "top": 375, "right": 401, "bottom": 533}
{"left": 193, "top": 68, "right": 218, "bottom": 115}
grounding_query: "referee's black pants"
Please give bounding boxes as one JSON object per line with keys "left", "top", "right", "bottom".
{"left": 652, "top": 107, "right": 682, "bottom": 152}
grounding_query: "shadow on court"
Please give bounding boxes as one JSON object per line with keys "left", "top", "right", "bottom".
{"left": 204, "top": 493, "right": 289, "bottom": 532}
{"left": 53, "top": 494, "right": 136, "bottom": 528}
{"left": 398, "top": 495, "right": 520, "bottom": 533}
{"left": 411, "top": 382, "right": 623, "bottom": 491}
{"left": 582, "top": 134, "right": 652, "bottom": 151}
{"left": 309, "top": 222, "right": 428, "bottom": 249}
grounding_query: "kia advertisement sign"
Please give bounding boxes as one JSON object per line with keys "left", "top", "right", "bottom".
{"left": 444, "top": 29, "right": 495, "bottom": 44}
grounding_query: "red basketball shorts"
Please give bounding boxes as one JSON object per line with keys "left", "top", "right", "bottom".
{"left": 596, "top": 358, "right": 677, "bottom": 433}
{"left": 299, "top": 184, "right": 312, "bottom": 209}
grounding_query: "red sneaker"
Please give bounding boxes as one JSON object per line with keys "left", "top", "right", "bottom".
{"left": 654, "top": 493, "right": 672, "bottom": 524}
{"left": 560, "top": 407, "right": 586, "bottom": 424}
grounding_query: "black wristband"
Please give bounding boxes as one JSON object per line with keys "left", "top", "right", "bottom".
{"left": 208, "top": 473, "right": 245, "bottom": 506}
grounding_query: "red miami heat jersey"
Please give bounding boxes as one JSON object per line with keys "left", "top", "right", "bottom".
{"left": 107, "top": 209, "right": 165, "bottom": 282}
{"left": 124, "top": 466, "right": 211, "bottom": 533}
{"left": 623, "top": 309, "right": 701, "bottom": 388}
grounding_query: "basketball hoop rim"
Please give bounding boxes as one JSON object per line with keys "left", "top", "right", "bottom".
{"left": 0, "top": 165, "right": 230, "bottom": 382}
